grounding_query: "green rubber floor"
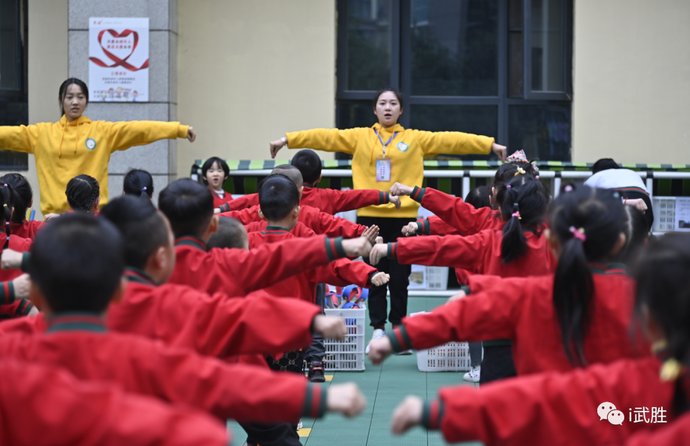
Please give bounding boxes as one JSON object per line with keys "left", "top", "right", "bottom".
{"left": 229, "top": 296, "right": 482, "bottom": 446}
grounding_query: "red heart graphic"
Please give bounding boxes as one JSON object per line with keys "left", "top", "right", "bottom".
{"left": 89, "top": 28, "right": 149, "bottom": 71}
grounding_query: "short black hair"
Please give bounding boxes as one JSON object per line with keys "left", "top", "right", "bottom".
{"left": 271, "top": 164, "right": 303, "bottom": 189}
{"left": 207, "top": 217, "right": 248, "bottom": 249}
{"left": 158, "top": 179, "right": 213, "bottom": 238}
{"left": 123, "top": 169, "right": 154, "bottom": 199}
{"left": 464, "top": 185, "right": 491, "bottom": 209}
{"left": 290, "top": 150, "right": 322, "bottom": 186}
{"left": 0, "top": 173, "right": 31, "bottom": 224}
{"left": 66, "top": 174, "right": 99, "bottom": 212}
{"left": 591, "top": 158, "right": 620, "bottom": 174}
{"left": 100, "top": 195, "right": 169, "bottom": 269}
{"left": 258, "top": 174, "right": 300, "bottom": 221}
{"left": 201, "top": 157, "right": 230, "bottom": 183}
{"left": 28, "top": 213, "right": 124, "bottom": 314}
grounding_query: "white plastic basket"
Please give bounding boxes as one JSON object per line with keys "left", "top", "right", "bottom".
{"left": 416, "top": 342, "right": 472, "bottom": 372}
{"left": 323, "top": 308, "right": 366, "bottom": 371}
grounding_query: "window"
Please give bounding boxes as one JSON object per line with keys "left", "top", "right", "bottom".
{"left": 0, "top": 0, "right": 29, "bottom": 170}
{"left": 337, "top": 0, "right": 572, "bottom": 161}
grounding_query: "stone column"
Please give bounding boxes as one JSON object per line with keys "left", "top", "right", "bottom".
{"left": 68, "top": 0, "right": 178, "bottom": 203}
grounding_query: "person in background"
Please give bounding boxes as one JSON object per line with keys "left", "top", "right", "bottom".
{"left": 270, "top": 89, "right": 507, "bottom": 348}
{"left": 0, "top": 77, "right": 196, "bottom": 214}
{"left": 201, "top": 156, "right": 233, "bottom": 208}
{"left": 585, "top": 157, "right": 654, "bottom": 231}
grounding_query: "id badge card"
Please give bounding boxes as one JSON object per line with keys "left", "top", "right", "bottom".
{"left": 376, "top": 158, "right": 391, "bottom": 182}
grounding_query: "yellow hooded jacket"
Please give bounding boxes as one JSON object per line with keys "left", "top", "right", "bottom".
{"left": 0, "top": 115, "right": 189, "bottom": 215}
{"left": 287, "top": 123, "right": 494, "bottom": 218}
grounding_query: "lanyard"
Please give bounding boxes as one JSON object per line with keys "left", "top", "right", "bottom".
{"left": 374, "top": 129, "right": 398, "bottom": 158}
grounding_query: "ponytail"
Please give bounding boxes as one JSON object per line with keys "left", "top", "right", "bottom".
{"left": 501, "top": 202, "right": 527, "bottom": 263}
{"left": 552, "top": 233, "right": 593, "bottom": 366}
{"left": 499, "top": 175, "right": 549, "bottom": 263}
{"left": 550, "top": 186, "right": 626, "bottom": 366}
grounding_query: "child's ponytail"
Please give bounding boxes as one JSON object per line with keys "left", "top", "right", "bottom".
{"left": 552, "top": 226, "right": 593, "bottom": 365}
{"left": 499, "top": 175, "right": 549, "bottom": 263}
{"left": 550, "top": 186, "right": 626, "bottom": 366}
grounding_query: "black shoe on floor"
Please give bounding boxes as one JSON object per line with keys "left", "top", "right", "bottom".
{"left": 308, "top": 361, "right": 326, "bottom": 383}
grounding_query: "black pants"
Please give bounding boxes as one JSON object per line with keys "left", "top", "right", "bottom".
{"left": 241, "top": 354, "right": 307, "bottom": 445}
{"left": 358, "top": 216, "right": 412, "bottom": 328}
{"left": 479, "top": 344, "right": 517, "bottom": 385}
{"left": 240, "top": 422, "right": 302, "bottom": 446}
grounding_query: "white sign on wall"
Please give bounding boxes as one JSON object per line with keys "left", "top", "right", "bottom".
{"left": 88, "top": 17, "right": 149, "bottom": 102}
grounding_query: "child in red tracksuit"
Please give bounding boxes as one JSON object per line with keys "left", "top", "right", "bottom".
{"left": 0, "top": 213, "right": 366, "bottom": 436}
{"left": 201, "top": 156, "right": 234, "bottom": 208}
{"left": 247, "top": 174, "right": 389, "bottom": 381}
{"left": 369, "top": 186, "right": 649, "bottom": 378}
{"left": 371, "top": 174, "right": 553, "bottom": 383}
{"left": 0, "top": 359, "right": 230, "bottom": 446}
{"left": 1, "top": 198, "right": 345, "bottom": 356}
{"left": 158, "top": 178, "right": 373, "bottom": 296}
{"left": 0, "top": 183, "right": 32, "bottom": 284}
{"left": 215, "top": 154, "right": 401, "bottom": 214}
{"left": 397, "top": 161, "right": 539, "bottom": 237}
{"left": 218, "top": 164, "right": 377, "bottom": 240}
{"left": 388, "top": 232, "right": 690, "bottom": 446}
{"left": 290, "top": 148, "right": 403, "bottom": 214}
{"left": 0, "top": 173, "right": 43, "bottom": 240}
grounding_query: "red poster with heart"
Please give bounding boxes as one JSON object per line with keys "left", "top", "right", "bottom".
{"left": 89, "top": 17, "right": 149, "bottom": 102}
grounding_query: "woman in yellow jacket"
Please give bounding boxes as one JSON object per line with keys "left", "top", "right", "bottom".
{"left": 0, "top": 78, "right": 196, "bottom": 215}
{"left": 269, "top": 89, "right": 506, "bottom": 350}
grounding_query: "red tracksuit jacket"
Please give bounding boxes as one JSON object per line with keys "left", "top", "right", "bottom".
{"left": 222, "top": 203, "right": 367, "bottom": 238}
{"left": 389, "top": 267, "right": 650, "bottom": 374}
{"left": 169, "top": 234, "right": 348, "bottom": 295}
{"left": 422, "top": 356, "right": 675, "bottom": 445}
{"left": 410, "top": 186, "right": 503, "bottom": 236}
{"left": 0, "top": 233, "right": 31, "bottom": 282}
{"left": 218, "top": 187, "right": 393, "bottom": 215}
{"left": 211, "top": 189, "right": 234, "bottom": 208}
{"left": 0, "top": 268, "right": 324, "bottom": 359}
{"left": 247, "top": 226, "right": 376, "bottom": 303}
{"left": 111, "top": 268, "right": 322, "bottom": 357}
{"left": 626, "top": 412, "right": 690, "bottom": 445}
{"left": 388, "top": 229, "right": 556, "bottom": 278}
{"left": 301, "top": 186, "right": 395, "bottom": 215}
{"left": 0, "top": 314, "right": 329, "bottom": 424}
{"left": 0, "top": 359, "right": 229, "bottom": 446}
{"left": 9, "top": 220, "right": 43, "bottom": 240}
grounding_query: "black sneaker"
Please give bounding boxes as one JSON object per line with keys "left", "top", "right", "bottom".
{"left": 308, "top": 361, "right": 326, "bottom": 383}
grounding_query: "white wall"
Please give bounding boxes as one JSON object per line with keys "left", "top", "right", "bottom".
{"left": 177, "top": 0, "right": 337, "bottom": 173}
{"left": 573, "top": 0, "right": 690, "bottom": 164}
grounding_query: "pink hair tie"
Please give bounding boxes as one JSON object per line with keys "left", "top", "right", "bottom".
{"left": 512, "top": 211, "right": 521, "bottom": 220}
{"left": 569, "top": 226, "right": 586, "bottom": 242}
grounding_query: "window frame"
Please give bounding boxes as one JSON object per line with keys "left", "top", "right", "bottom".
{"left": 336, "top": 0, "right": 573, "bottom": 159}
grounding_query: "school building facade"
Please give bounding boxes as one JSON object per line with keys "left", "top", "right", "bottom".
{"left": 1, "top": 0, "right": 688, "bottom": 209}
